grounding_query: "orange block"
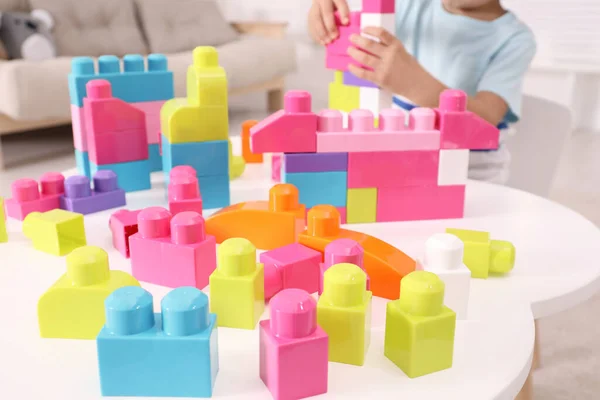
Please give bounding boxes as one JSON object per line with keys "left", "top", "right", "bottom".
{"left": 298, "top": 205, "right": 415, "bottom": 300}
{"left": 242, "top": 120, "right": 263, "bottom": 163}
{"left": 205, "top": 183, "right": 305, "bottom": 250}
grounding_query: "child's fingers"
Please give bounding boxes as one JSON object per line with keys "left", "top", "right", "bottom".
{"left": 350, "top": 34, "right": 386, "bottom": 57}
{"left": 333, "top": 0, "right": 350, "bottom": 25}
{"left": 362, "top": 26, "right": 396, "bottom": 46}
{"left": 319, "top": 0, "right": 339, "bottom": 40}
{"left": 348, "top": 47, "right": 380, "bottom": 70}
{"left": 309, "top": 7, "right": 330, "bottom": 45}
{"left": 348, "top": 64, "right": 377, "bottom": 82}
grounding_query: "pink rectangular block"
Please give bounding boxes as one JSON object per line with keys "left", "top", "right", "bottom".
{"left": 260, "top": 243, "right": 322, "bottom": 300}
{"left": 326, "top": 53, "right": 351, "bottom": 71}
{"left": 272, "top": 154, "right": 282, "bottom": 182}
{"left": 326, "top": 12, "right": 361, "bottom": 55}
{"left": 377, "top": 185, "right": 466, "bottom": 222}
{"left": 348, "top": 150, "right": 439, "bottom": 188}
{"left": 5, "top": 173, "right": 65, "bottom": 221}
{"left": 362, "top": 0, "right": 395, "bottom": 13}
{"left": 71, "top": 105, "right": 87, "bottom": 152}
{"left": 109, "top": 209, "right": 141, "bottom": 258}
{"left": 132, "top": 101, "right": 165, "bottom": 145}
{"left": 337, "top": 206, "right": 347, "bottom": 224}
{"left": 87, "top": 130, "right": 150, "bottom": 166}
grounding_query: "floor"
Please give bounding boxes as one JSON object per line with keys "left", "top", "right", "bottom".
{"left": 0, "top": 42, "right": 598, "bottom": 399}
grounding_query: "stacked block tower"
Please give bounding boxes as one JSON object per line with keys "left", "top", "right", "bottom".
{"left": 69, "top": 54, "right": 174, "bottom": 179}
{"left": 161, "top": 47, "right": 230, "bottom": 209}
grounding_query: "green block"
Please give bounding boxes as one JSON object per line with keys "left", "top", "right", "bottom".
{"left": 347, "top": 188, "right": 377, "bottom": 224}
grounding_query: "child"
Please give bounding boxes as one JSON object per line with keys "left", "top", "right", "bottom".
{"left": 308, "top": 0, "right": 536, "bottom": 184}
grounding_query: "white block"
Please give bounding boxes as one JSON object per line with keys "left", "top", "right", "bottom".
{"left": 438, "top": 149, "right": 470, "bottom": 186}
{"left": 418, "top": 233, "right": 471, "bottom": 319}
{"left": 360, "top": 13, "right": 395, "bottom": 33}
{"left": 359, "top": 87, "right": 393, "bottom": 116}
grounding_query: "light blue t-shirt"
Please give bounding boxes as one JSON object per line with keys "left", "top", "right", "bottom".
{"left": 395, "top": 0, "right": 537, "bottom": 124}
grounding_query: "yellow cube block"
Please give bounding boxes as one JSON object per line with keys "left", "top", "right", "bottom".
{"left": 347, "top": 188, "right": 377, "bottom": 223}
{"left": 329, "top": 71, "right": 360, "bottom": 113}
{"left": 317, "top": 263, "right": 372, "bottom": 365}
{"left": 38, "top": 246, "right": 140, "bottom": 339}
{"left": 209, "top": 238, "right": 265, "bottom": 329}
{"left": 0, "top": 197, "right": 7, "bottom": 243}
{"left": 23, "top": 209, "right": 86, "bottom": 256}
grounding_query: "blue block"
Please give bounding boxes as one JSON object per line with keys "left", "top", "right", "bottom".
{"left": 283, "top": 171, "right": 347, "bottom": 207}
{"left": 148, "top": 144, "right": 162, "bottom": 172}
{"left": 91, "top": 159, "right": 151, "bottom": 193}
{"left": 199, "top": 175, "right": 230, "bottom": 210}
{"left": 162, "top": 136, "right": 229, "bottom": 178}
{"left": 74, "top": 149, "right": 91, "bottom": 179}
{"left": 69, "top": 54, "right": 174, "bottom": 107}
{"left": 97, "top": 287, "right": 219, "bottom": 397}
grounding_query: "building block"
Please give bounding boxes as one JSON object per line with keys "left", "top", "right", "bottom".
{"left": 132, "top": 100, "right": 166, "bottom": 144}
{"left": 209, "top": 238, "right": 265, "bottom": 329}
{"left": 205, "top": 183, "right": 305, "bottom": 250}
{"left": 75, "top": 149, "right": 91, "bottom": 178}
{"left": 164, "top": 164, "right": 197, "bottom": 185}
{"left": 438, "top": 149, "right": 470, "bottom": 186}
{"left": 359, "top": 87, "right": 393, "bottom": 116}
{"left": 22, "top": 209, "right": 86, "bottom": 256}
{"left": 260, "top": 289, "right": 328, "bottom": 400}
{"left": 325, "top": 53, "right": 353, "bottom": 71}
{"left": 161, "top": 47, "right": 228, "bottom": 144}
{"left": 90, "top": 158, "right": 152, "bottom": 192}
{"left": 5, "top": 173, "right": 65, "bottom": 221}
{"left": 283, "top": 152, "right": 348, "bottom": 173}
{"left": 298, "top": 205, "right": 416, "bottom": 300}
{"left": 38, "top": 246, "right": 140, "bottom": 339}
{"left": 242, "top": 120, "right": 263, "bottom": 163}
{"left": 60, "top": 171, "right": 126, "bottom": 215}
{"left": 445, "top": 228, "right": 516, "bottom": 279}
{"left": 283, "top": 171, "right": 347, "bottom": 208}
{"left": 362, "top": 0, "right": 395, "bottom": 13}
{"left": 260, "top": 243, "right": 322, "bottom": 300}
{"left": 97, "top": 286, "right": 218, "bottom": 397}
{"left": 329, "top": 71, "right": 360, "bottom": 112}
{"left": 319, "top": 239, "right": 369, "bottom": 295}
{"left": 84, "top": 80, "right": 149, "bottom": 165}
{"left": 129, "top": 207, "right": 217, "bottom": 289}
{"left": 318, "top": 263, "right": 372, "bottom": 365}
{"left": 316, "top": 108, "right": 441, "bottom": 153}
{"left": 229, "top": 139, "right": 246, "bottom": 180}
{"left": 326, "top": 12, "right": 361, "bottom": 56}
{"left": 342, "top": 71, "right": 377, "bottom": 88}
{"left": 377, "top": 185, "right": 466, "bottom": 222}
{"left": 250, "top": 91, "right": 318, "bottom": 154}
{"left": 417, "top": 233, "right": 470, "bottom": 319}
{"left": 68, "top": 54, "right": 174, "bottom": 108}
{"left": 347, "top": 188, "right": 377, "bottom": 223}
{"left": 71, "top": 104, "right": 87, "bottom": 151}
{"left": 168, "top": 174, "right": 203, "bottom": 215}
{"left": 360, "top": 13, "right": 395, "bottom": 33}
{"left": 337, "top": 206, "right": 347, "bottom": 224}
{"left": 384, "top": 271, "right": 456, "bottom": 378}
{"left": 272, "top": 154, "right": 282, "bottom": 182}
{"left": 0, "top": 197, "right": 7, "bottom": 243}
{"left": 161, "top": 137, "right": 229, "bottom": 177}
{"left": 347, "top": 150, "right": 439, "bottom": 188}
{"left": 109, "top": 209, "right": 141, "bottom": 258}
{"left": 198, "top": 174, "right": 230, "bottom": 210}
{"left": 148, "top": 143, "right": 162, "bottom": 172}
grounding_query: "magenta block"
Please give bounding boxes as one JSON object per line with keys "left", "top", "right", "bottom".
{"left": 170, "top": 165, "right": 197, "bottom": 180}
{"left": 71, "top": 105, "right": 87, "bottom": 152}
{"left": 250, "top": 91, "right": 318, "bottom": 154}
{"left": 283, "top": 152, "right": 348, "bottom": 173}
{"left": 319, "top": 239, "right": 369, "bottom": 295}
{"left": 326, "top": 53, "right": 352, "bottom": 71}
{"left": 377, "top": 185, "right": 466, "bottom": 222}
{"left": 59, "top": 171, "right": 126, "bottom": 215}
{"left": 337, "top": 206, "right": 347, "bottom": 224}
{"left": 348, "top": 150, "right": 439, "bottom": 189}
{"left": 5, "top": 172, "right": 65, "bottom": 220}
{"left": 260, "top": 243, "right": 322, "bottom": 300}
{"left": 129, "top": 208, "right": 217, "bottom": 289}
{"left": 84, "top": 80, "right": 149, "bottom": 165}
{"left": 343, "top": 71, "right": 378, "bottom": 88}
{"left": 260, "top": 289, "right": 328, "bottom": 400}
{"left": 272, "top": 155, "right": 282, "bottom": 182}
{"left": 362, "top": 0, "right": 395, "bottom": 13}
{"left": 132, "top": 101, "right": 165, "bottom": 145}
{"left": 168, "top": 174, "right": 203, "bottom": 215}
{"left": 326, "top": 12, "right": 361, "bottom": 56}
{"left": 109, "top": 209, "right": 141, "bottom": 258}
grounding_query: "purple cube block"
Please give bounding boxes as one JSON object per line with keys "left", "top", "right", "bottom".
{"left": 343, "top": 71, "right": 378, "bottom": 88}
{"left": 283, "top": 153, "right": 348, "bottom": 173}
{"left": 60, "top": 171, "right": 126, "bottom": 215}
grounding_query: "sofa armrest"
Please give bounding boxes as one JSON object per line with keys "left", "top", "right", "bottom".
{"left": 230, "top": 22, "right": 288, "bottom": 39}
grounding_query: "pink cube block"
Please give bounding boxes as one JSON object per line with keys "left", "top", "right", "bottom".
{"left": 326, "top": 12, "right": 361, "bottom": 55}
{"left": 168, "top": 174, "right": 203, "bottom": 215}
{"left": 260, "top": 243, "right": 322, "bottom": 300}
{"left": 129, "top": 208, "right": 217, "bottom": 289}
{"left": 71, "top": 105, "right": 87, "bottom": 152}
{"left": 362, "top": 0, "right": 395, "bottom": 13}
{"left": 337, "top": 206, "right": 347, "bottom": 224}
{"left": 132, "top": 101, "right": 165, "bottom": 145}
{"left": 170, "top": 165, "right": 197, "bottom": 180}
{"left": 319, "top": 239, "right": 369, "bottom": 295}
{"left": 377, "top": 185, "right": 466, "bottom": 222}
{"left": 260, "top": 289, "right": 328, "bottom": 400}
{"left": 271, "top": 154, "right": 282, "bottom": 182}
{"left": 250, "top": 91, "right": 318, "bottom": 154}
{"left": 109, "top": 209, "right": 142, "bottom": 258}
{"left": 5, "top": 173, "right": 65, "bottom": 220}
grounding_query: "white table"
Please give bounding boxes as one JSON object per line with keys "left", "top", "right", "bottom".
{"left": 1, "top": 161, "right": 599, "bottom": 400}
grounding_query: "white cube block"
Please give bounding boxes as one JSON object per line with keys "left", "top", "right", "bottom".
{"left": 360, "top": 13, "right": 395, "bottom": 34}
{"left": 360, "top": 87, "right": 393, "bottom": 116}
{"left": 438, "top": 149, "right": 470, "bottom": 186}
{"left": 419, "top": 233, "right": 471, "bottom": 319}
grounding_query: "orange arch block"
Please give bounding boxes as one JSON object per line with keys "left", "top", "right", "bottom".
{"left": 205, "top": 184, "right": 305, "bottom": 250}
{"left": 241, "top": 120, "right": 263, "bottom": 163}
{"left": 298, "top": 205, "right": 415, "bottom": 300}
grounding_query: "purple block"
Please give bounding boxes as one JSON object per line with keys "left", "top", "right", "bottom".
{"left": 60, "top": 171, "right": 126, "bottom": 215}
{"left": 343, "top": 71, "right": 378, "bottom": 88}
{"left": 283, "top": 153, "right": 348, "bottom": 173}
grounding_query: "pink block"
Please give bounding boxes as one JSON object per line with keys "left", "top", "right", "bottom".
{"left": 168, "top": 174, "right": 203, "bottom": 215}
{"left": 272, "top": 154, "right": 282, "bottom": 182}
{"left": 260, "top": 243, "right": 322, "bottom": 300}
{"left": 326, "top": 12, "right": 361, "bottom": 55}
{"left": 377, "top": 185, "right": 466, "bottom": 222}
{"left": 362, "top": 0, "right": 395, "bottom": 13}
{"left": 84, "top": 80, "right": 149, "bottom": 165}
{"left": 129, "top": 208, "right": 217, "bottom": 289}
{"left": 317, "top": 108, "right": 441, "bottom": 153}
{"left": 5, "top": 173, "right": 65, "bottom": 220}
{"left": 348, "top": 150, "right": 439, "bottom": 188}
{"left": 337, "top": 206, "right": 347, "bottom": 224}
{"left": 71, "top": 105, "right": 87, "bottom": 152}
{"left": 319, "top": 239, "right": 369, "bottom": 295}
{"left": 132, "top": 101, "right": 165, "bottom": 145}
{"left": 326, "top": 53, "right": 352, "bottom": 71}
{"left": 170, "top": 165, "right": 197, "bottom": 180}
{"left": 250, "top": 91, "right": 318, "bottom": 154}
{"left": 260, "top": 289, "right": 328, "bottom": 400}
{"left": 109, "top": 209, "right": 142, "bottom": 258}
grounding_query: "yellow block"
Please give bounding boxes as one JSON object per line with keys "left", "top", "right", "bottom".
{"left": 347, "top": 188, "right": 377, "bottom": 224}
{"left": 329, "top": 71, "right": 360, "bottom": 113}
{"left": 229, "top": 139, "right": 246, "bottom": 180}
{"left": 317, "top": 263, "right": 372, "bottom": 366}
{"left": 0, "top": 197, "right": 7, "bottom": 243}
{"left": 209, "top": 238, "right": 265, "bottom": 329}
{"left": 23, "top": 209, "right": 86, "bottom": 256}
{"left": 37, "top": 246, "right": 140, "bottom": 339}
{"left": 161, "top": 47, "right": 229, "bottom": 144}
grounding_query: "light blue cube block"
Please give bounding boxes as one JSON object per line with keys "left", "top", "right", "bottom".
{"left": 148, "top": 143, "right": 162, "bottom": 172}
{"left": 162, "top": 136, "right": 229, "bottom": 178}
{"left": 90, "top": 159, "right": 151, "bottom": 193}
{"left": 199, "top": 174, "right": 230, "bottom": 210}
{"left": 283, "top": 171, "right": 348, "bottom": 207}
{"left": 75, "top": 149, "right": 91, "bottom": 179}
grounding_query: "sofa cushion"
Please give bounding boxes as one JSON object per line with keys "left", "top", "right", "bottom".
{"left": 0, "top": 0, "right": 29, "bottom": 12}
{"left": 135, "top": 0, "right": 239, "bottom": 54}
{"left": 28, "top": 0, "right": 147, "bottom": 57}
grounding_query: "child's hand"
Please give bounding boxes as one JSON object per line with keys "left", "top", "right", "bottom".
{"left": 308, "top": 0, "right": 350, "bottom": 45}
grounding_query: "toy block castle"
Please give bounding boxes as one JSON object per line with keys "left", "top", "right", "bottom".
{"left": 69, "top": 53, "right": 174, "bottom": 178}
{"left": 250, "top": 90, "right": 499, "bottom": 224}
{"left": 161, "top": 47, "right": 230, "bottom": 209}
